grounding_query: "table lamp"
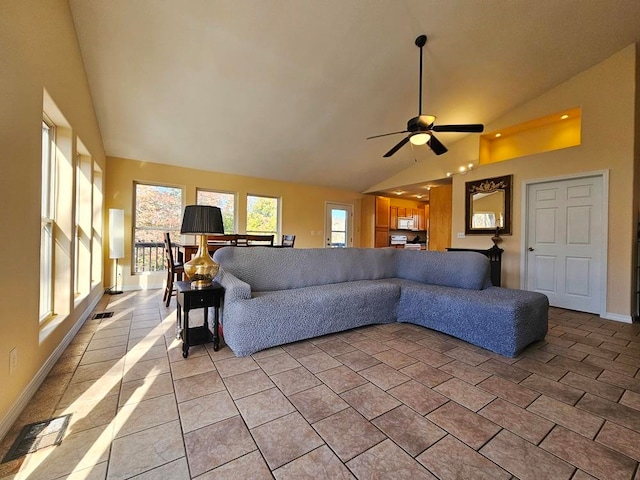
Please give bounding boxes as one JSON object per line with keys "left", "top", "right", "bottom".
{"left": 180, "top": 205, "right": 224, "bottom": 288}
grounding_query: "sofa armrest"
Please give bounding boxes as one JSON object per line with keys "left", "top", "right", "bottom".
{"left": 218, "top": 270, "right": 252, "bottom": 300}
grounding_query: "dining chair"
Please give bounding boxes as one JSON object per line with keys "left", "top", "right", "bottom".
{"left": 281, "top": 234, "right": 296, "bottom": 247}
{"left": 163, "top": 232, "right": 184, "bottom": 307}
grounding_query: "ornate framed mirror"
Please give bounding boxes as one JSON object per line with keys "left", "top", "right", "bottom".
{"left": 465, "top": 175, "right": 512, "bottom": 235}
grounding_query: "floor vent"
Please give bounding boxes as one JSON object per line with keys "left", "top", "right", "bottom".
{"left": 92, "top": 311, "right": 114, "bottom": 319}
{"left": 1, "top": 414, "right": 72, "bottom": 463}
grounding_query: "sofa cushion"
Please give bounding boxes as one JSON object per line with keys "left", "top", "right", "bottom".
{"left": 214, "top": 247, "right": 396, "bottom": 292}
{"left": 394, "top": 250, "right": 491, "bottom": 290}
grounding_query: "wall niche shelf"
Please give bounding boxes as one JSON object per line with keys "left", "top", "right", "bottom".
{"left": 479, "top": 107, "right": 581, "bottom": 164}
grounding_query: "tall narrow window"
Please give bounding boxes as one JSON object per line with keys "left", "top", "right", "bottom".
{"left": 197, "top": 189, "right": 236, "bottom": 234}
{"left": 246, "top": 195, "right": 279, "bottom": 237}
{"left": 40, "top": 119, "right": 55, "bottom": 321}
{"left": 133, "top": 183, "right": 183, "bottom": 273}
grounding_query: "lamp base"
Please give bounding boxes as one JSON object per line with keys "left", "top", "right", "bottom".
{"left": 183, "top": 234, "right": 219, "bottom": 289}
{"left": 107, "top": 290, "right": 124, "bottom": 295}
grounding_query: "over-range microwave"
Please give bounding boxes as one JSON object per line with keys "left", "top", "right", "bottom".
{"left": 398, "top": 217, "right": 415, "bottom": 230}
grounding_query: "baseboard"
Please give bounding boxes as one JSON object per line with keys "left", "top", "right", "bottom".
{"left": 0, "top": 292, "right": 102, "bottom": 440}
{"left": 602, "top": 312, "right": 633, "bottom": 324}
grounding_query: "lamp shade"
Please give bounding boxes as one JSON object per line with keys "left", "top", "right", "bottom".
{"left": 109, "top": 209, "right": 125, "bottom": 259}
{"left": 180, "top": 205, "right": 224, "bottom": 235}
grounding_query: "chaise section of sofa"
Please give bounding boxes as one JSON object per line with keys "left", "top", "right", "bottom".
{"left": 213, "top": 247, "right": 548, "bottom": 358}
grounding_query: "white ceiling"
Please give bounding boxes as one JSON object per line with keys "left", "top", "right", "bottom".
{"left": 69, "top": 0, "right": 640, "bottom": 194}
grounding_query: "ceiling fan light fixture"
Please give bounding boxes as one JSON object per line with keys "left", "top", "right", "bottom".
{"left": 410, "top": 132, "right": 431, "bottom": 146}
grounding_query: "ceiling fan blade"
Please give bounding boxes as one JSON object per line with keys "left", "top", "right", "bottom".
{"left": 367, "top": 130, "right": 409, "bottom": 140}
{"left": 383, "top": 136, "right": 410, "bottom": 157}
{"left": 428, "top": 134, "right": 448, "bottom": 155}
{"left": 432, "top": 124, "right": 484, "bottom": 133}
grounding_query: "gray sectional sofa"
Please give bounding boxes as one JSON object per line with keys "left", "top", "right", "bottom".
{"left": 212, "top": 247, "right": 548, "bottom": 358}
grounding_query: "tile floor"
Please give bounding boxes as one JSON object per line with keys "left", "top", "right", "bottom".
{"left": 1, "top": 289, "right": 640, "bottom": 479}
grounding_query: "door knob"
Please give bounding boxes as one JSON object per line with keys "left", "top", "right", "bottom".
{"left": 528, "top": 247, "right": 534, "bottom": 251}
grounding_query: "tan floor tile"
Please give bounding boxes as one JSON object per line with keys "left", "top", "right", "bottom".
{"left": 184, "top": 415, "right": 256, "bottom": 476}
{"left": 598, "top": 369, "right": 640, "bottom": 393}
{"left": 479, "top": 398, "right": 554, "bottom": 444}
{"left": 49, "top": 355, "right": 83, "bottom": 377}
{"left": 478, "top": 358, "right": 531, "bottom": 382}
{"left": 170, "top": 355, "right": 215, "bottom": 380}
{"left": 52, "top": 462, "right": 108, "bottom": 480}
{"left": 54, "top": 394, "right": 118, "bottom": 436}
{"left": 173, "top": 370, "right": 225, "bottom": 403}
{"left": 350, "top": 338, "right": 393, "bottom": 355}
{"left": 439, "top": 359, "right": 491, "bottom": 385}
{"left": 409, "top": 346, "right": 454, "bottom": 368}
{"left": 122, "top": 356, "right": 170, "bottom": 383}
{"left": 372, "top": 405, "right": 445, "bottom": 457}
{"left": 520, "top": 373, "right": 584, "bottom": 405}
{"left": 540, "top": 426, "right": 637, "bottom": 480}
{"left": 281, "top": 340, "right": 323, "bottom": 358}
{"left": 418, "top": 435, "right": 511, "bottom": 480}
{"left": 560, "top": 371, "right": 623, "bottom": 402}
{"left": 119, "top": 372, "right": 174, "bottom": 407}
{"left": 197, "top": 450, "right": 272, "bottom": 480}
{"left": 400, "top": 361, "right": 452, "bottom": 388}
{"left": 584, "top": 355, "right": 638, "bottom": 377}
{"left": 315, "top": 365, "right": 367, "bottom": 394}
{"left": 476, "top": 375, "right": 539, "bottom": 408}
{"left": 86, "top": 334, "right": 129, "bottom": 352}
{"left": 313, "top": 408, "right": 386, "bottom": 462}
{"left": 548, "top": 355, "right": 603, "bottom": 378}
{"left": 427, "top": 401, "right": 501, "bottom": 450}
{"left": 387, "top": 380, "right": 448, "bottom": 415}
{"left": 527, "top": 395, "right": 603, "bottom": 438}
{"left": 214, "top": 356, "right": 260, "bottom": 378}
{"left": 596, "top": 421, "right": 640, "bottom": 461}
{"left": 480, "top": 429, "right": 575, "bottom": 480}
{"left": 58, "top": 377, "right": 121, "bottom": 409}
{"left": 316, "top": 339, "right": 357, "bottom": 356}
{"left": 254, "top": 352, "right": 301, "bottom": 375}
{"left": 346, "top": 439, "right": 436, "bottom": 479}
{"left": 577, "top": 393, "right": 640, "bottom": 432}
{"left": 223, "top": 368, "right": 275, "bottom": 399}
{"left": 128, "top": 457, "right": 190, "bottom": 479}
{"left": 373, "top": 349, "right": 418, "bottom": 369}
{"left": 178, "top": 390, "right": 238, "bottom": 432}
{"left": 270, "top": 366, "right": 322, "bottom": 396}
{"left": 540, "top": 342, "right": 588, "bottom": 361}
{"left": 340, "top": 382, "right": 400, "bottom": 420}
{"left": 514, "top": 357, "right": 569, "bottom": 381}
{"left": 114, "top": 393, "right": 178, "bottom": 438}
{"left": 297, "top": 351, "right": 342, "bottom": 373}
{"left": 571, "top": 342, "right": 618, "bottom": 359}
{"left": 620, "top": 389, "right": 640, "bottom": 411}
{"left": 334, "top": 349, "right": 380, "bottom": 371}
{"left": 289, "top": 384, "right": 349, "bottom": 424}
{"left": 273, "top": 445, "right": 354, "bottom": 479}
{"left": 236, "top": 387, "right": 295, "bottom": 428}
{"left": 433, "top": 378, "right": 495, "bottom": 412}
{"left": 359, "top": 363, "right": 410, "bottom": 390}
{"left": 416, "top": 335, "right": 458, "bottom": 354}
{"left": 124, "top": 344, "right": 168, "bottom": 368}
{"left": 70, "top": 359, "right": 124, "bottom": 384}
{"left": 251, "top": 412, "right": 324, "bottom": 470}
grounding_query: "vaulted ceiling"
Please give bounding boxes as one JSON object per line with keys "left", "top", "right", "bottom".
{"left": 69, "top": 0, "right": 640, "bottom": 193}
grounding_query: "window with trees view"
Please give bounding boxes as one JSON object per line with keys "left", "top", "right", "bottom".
{"left": 247, "top": 194, "right": 279, "bottom": 237}
{"left": 196, "top": 189, "right": 235, "bottom": 233}
{"left": 134, "top": 183, "right": 183, "bottom": 273}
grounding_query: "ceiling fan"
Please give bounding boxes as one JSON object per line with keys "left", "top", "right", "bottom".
{"left": 367, "top": 34, "right": 484, "bottom": 157}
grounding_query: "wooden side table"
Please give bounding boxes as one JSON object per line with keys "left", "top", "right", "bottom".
{"left": 175, "top": 281, "right": 224, "bottom": 358}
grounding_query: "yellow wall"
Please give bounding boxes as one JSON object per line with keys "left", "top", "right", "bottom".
{"left": 0, "top": 1, "right": 106, "bottom": 431}
{"left": 368, "top": 43, "right": 638, "bottom": 320}
{"left": 105, "top": 156, "right": 365, "bottom": 290}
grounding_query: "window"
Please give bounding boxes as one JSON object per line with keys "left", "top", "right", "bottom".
{"left": 133, "top": 183, "right": 183, "bottom": 273}
{"left": 246, "top": 194, "right": 279, "bottom": 237}
{"left": 197, "top": 189, "right": 236, "bottom": 234}
{"left": 40, "top": 119, "right": 55, "bottom": 321}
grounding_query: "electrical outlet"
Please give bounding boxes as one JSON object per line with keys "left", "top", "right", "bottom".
{"left": 9, "top": 348, "right": 17, "bottom": 376}
{"left": 457, "top": 232, "right": 465, "bottom": 238}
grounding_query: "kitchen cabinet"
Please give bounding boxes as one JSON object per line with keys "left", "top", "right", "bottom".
{"left": 397, "top": 206, "right": 407, "bottom": 217}
{"left": 390, "top": 206, "right": 398, "bottom": 230}
{"left": 374, "top": 196, "right": 390, "bottom": 247}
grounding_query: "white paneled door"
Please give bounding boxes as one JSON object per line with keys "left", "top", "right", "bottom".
{"left": 525, "top": 175, "right": 605, "bottom": 314}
